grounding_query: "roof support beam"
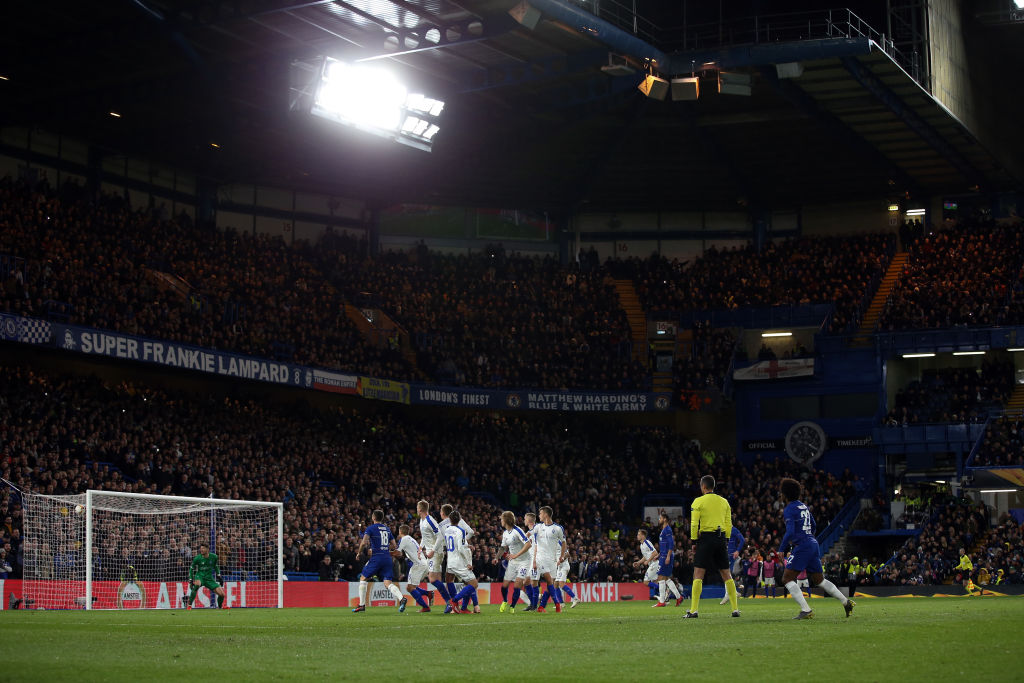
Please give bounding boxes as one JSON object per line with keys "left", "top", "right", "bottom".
{"left": 840, "top": 55, "right": 986, "bottom": 189}
{"left": 759, "top": 65, "right": 920, "bottom": 198}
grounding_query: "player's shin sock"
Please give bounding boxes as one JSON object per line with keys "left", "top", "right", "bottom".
{"left": 539, "top": 588, "right": 550, "bottom": 608}
{"left": 725, "top": 579, "right": 738, "bottom": 611}
{"left": 187, "top": 586, "right": 198, "bottom": 606}
{"left": 410, "top": 587, "right": 429, "bottom": 609}
{"left": 658, "top": 580, "right": 668, "bottom": 603}
{"left": 217, "top": 593, "right": 225, "bottom": 608}
{"left": 529, "top": 585, "right": 539, "bottom": 607}
{"left": 387, "top": 584, "right": 404, "bottom": 602}
{"left": 447, "top": 582, "right": 458, "bottom": 603}
{"left": 785, "top": 581, "right": 811, "bottom": 611}
{"left": 500, "top": 584, "right": 509, "bottom": 603}
{"left": 431, "top": 580, "right": 452, "bottom": 603}
{"left": 689, "top": 579, "right": 702, "bottom": 613}
{"left": 512, "top": 587, "right": 522, "bottom": 606}
{"left": 562, "top": 585, "right": 576, "bottom": 599}
{"left": 665, "top": 580, "right": 681, "bottom": 599}
{"left": 817, "top": 579, "right": 848, "bottom": 604}
{"left": 358, "top": 580, "right": 369, "bottom": 606}
{"left": 551, "top": 585, "right": 563, "bottom": 605}
{"left": 647, "top": 581, "right": 658, "bottom": 598}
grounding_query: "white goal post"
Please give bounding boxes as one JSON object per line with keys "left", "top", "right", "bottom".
{"left": 23, "top": 489, "right": 283, "bottom": 610}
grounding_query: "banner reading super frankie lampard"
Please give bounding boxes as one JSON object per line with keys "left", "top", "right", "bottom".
{"left": 53, "top": 324, "right": 308, "bottom": 388}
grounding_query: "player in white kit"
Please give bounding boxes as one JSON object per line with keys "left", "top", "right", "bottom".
{"left": 532, "top": 506, "right": 566, "bottom": 613}
{"left": 633, "top": 528, "right": 663, "bottom": 606}
{"left": 395, "top": 524, "right": 431, "bottom": 612}
{"left": 521, "top": 512, "right": 541, "bottom": 610}
{"left": 439, "top": 503, "right": 479, "bottom": 613}
{"left": 498, "top": 511, "right": 532, "bottom": 613}
{"left": 436, "top": 511, "right": 478, "bottom": 612}
{"left": 544, "top": 540, "right": 581, "bottom": 609}
{"left": 417, "top": 499, "right": 455, "bottom": 611}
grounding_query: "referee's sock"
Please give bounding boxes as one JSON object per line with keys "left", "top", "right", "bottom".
{"left": 725, "top": 578, "right": 738, "bottom": 611}
{"left": 689, "top": 579, "right": 702, "bottom": 614}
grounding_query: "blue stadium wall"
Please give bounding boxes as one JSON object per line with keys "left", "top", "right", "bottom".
{"left": 734, "top": 346, "right": 883, "bottom": 486}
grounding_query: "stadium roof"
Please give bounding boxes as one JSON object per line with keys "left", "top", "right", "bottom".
{"left": 2, "top": 0, "right": 1021, "bottom": 211}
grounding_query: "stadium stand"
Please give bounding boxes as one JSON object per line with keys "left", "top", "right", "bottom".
{"left": 971, "top": 413, "right": 1024, "bottom": 467}
{"left": 878, "top": 223, "right": 1024, "bottom": 331}
{"left": 0, "top": 364, "right": 859, "bottom": 583}
{"left": 608, "top": 233, "right": 896, "bottom": 334}
{"left": 884, "top": 360, "right": 1015, "bottom": 425}
{"left": 871, "top": 498, "right": 1024, "bottom": 586}
{"left": 0, "top": 177, "right": 417, "bottom": 381}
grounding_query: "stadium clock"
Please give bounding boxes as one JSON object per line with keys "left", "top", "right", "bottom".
{"left": 785, "top": 421, "right": 826, "bottom": 467}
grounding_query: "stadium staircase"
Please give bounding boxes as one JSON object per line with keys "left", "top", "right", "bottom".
{"left": 343, "top": 303, "right": 419, "bottom": 369}
{"left": 850, "top": 251, "right": 908, "bottom": 346}
{"left": 613, "top": 279, "right": 649, "bottom": 368}
{"left": 1004, "top": 385, "right": 1024, "bottom": 412}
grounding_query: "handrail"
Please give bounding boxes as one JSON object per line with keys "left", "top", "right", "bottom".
{"left": 817, "top": 494, "right": 860, "bottom": 556}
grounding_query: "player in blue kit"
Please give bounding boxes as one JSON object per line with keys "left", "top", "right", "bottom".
{"left": 656, "top": 511, "right": 684, "bottom": 606}
{"left": 720, "top": 526, "right": 746, "bottom": 605}
{"left": 778, "top": 478, "right": 855, "bottom": 620}
{"left": 352, "top": 509, "right": 406, "bottom": 613}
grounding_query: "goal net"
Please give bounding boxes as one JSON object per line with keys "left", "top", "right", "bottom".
{"left": 22, "top": 490, "right": 283, "bottom": 609}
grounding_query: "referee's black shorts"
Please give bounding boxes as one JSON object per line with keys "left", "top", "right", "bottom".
{"left": 694, "top": 532, "right": 730, "bottom": 571}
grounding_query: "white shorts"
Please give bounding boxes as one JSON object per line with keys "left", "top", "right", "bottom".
{"left": 555, "top": 560, "right": 570, "bottom": 583}
{"left": 764, "top": 577, "right": 776, "bottom": 587}
{"left": 504, "top": 558, "right": 530, "bottom": 582}
{"left": 447, "top": 564, "right": 476, "bottom": 583}
{"left": 644, "top": 562, "right": 661, "bottom": 583}
{"left": 426, "top": 546, "right": 442, "bottom": 574}
{"left": 535, "top": 557, "right": 557, "bottom": 579}
{"left": 407, "top": 562, "right": 428, "bottom": 585}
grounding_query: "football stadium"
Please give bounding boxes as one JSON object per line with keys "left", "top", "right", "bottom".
{"left": 1, "top": 0, "right": 1023, "bottom": 680}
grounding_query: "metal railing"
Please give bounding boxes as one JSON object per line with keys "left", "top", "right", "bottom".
{"left": 572, "top": 4, "right": 926, "bottom": 88}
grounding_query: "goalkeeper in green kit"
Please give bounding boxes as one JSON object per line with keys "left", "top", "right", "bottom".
{"left": 185, "top": 542, "right": 230, "bottom": 610}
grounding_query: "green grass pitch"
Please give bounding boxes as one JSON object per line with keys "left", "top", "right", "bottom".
{"left": 3, "top": 597, "right": 1023, "bottom": 681}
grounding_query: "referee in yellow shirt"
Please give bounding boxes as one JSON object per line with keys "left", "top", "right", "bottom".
{"left": 684, "top": 475, "right": 740, "bottom": 618}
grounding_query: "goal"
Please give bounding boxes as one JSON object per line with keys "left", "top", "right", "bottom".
{"left": 22, "top": 490, "right": 283, "bottom": 610}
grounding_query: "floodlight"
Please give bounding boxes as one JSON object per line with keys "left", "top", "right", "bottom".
{"left": 310, "top": 57, "right": 446, "bottom": 151}
{"left": 718, "top": 72, "right": 752, "bottom": 96}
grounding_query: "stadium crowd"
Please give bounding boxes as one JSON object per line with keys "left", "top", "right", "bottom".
{"left": 879, "top": 223, "right": 1024, "bottom": 331}
{"left": 871, "top": 498, "right": 1024, "bottom": 586}
{"left": 606, "top": 233, "right": 896, "bottom": 334}
{"left": 0, "top": 178, "right": 415, "bottom": 381}
{"left": 0, "top": 364, "right": 859, "bottom": 584}
{"left": 972, "top": 413, "right": 1024, "bottom": 467}
{"left": 312, "top": 238, "right": 645, "bottom": 391}
{"left": 884, "top": 360, "right": 1015, "bottom": 425}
